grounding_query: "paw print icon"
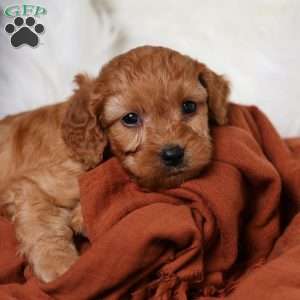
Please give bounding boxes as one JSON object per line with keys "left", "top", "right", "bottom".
{"left": 5, "top": 16, "right": 45, "bottom": 48}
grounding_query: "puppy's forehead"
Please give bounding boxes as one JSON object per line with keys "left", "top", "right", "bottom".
{"left": 103, "top": 75, "right": 205, "bottom": 121}
{"left": 99, "top": 46, "right": 203, "bottom": 88}
{"left": 123, "top": 47, "right": 199, "bottom": 81}
{"left": 101, "top": 46, "right": 207, "bottom": 120}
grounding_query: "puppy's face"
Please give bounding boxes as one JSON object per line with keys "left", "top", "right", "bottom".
{"left": 102, "top": 74, "right": 209, "bottom": 189}
{"left": 99, "top": 47, "right": 229, "bottom": 190}
{"left": 63, "top": 46, "right": 229, "bottom": 190}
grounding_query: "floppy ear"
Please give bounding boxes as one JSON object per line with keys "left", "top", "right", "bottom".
{"left": 62, "top": 74, "right": 107, "bottom": 169}
{"left": 198, "top": 66, "right": 230, "bottom": 125}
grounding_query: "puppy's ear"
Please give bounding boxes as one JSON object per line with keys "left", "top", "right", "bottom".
{"left": 62, "top": 74, "right": 107, "bottom": 169}
{"left": 198, "top": 66, "right": 230, "bottom": 125}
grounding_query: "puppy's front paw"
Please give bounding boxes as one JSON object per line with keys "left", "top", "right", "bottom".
{"left": 32, "top": 246, "right": 79, "bottom": 283}
{"left": 70, "top": 203, "right": 86, "bottom": 235}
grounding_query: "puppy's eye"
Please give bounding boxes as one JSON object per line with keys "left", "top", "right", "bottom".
{"left": 182, "top": 101, "right": 197, "bottom": 114}
{"left": 121, "top": 112, "right": 141, "bottom": 127}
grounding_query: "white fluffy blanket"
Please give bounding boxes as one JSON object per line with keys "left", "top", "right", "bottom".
{"left": 0, "top": 0, "right": 299, "bottom": 136}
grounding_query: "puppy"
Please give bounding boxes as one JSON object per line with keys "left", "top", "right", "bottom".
{"left": 0, "top": 46, "right": 229, "bottom": 282}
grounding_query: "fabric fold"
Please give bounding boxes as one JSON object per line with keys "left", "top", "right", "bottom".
{"left": 0, "top": 103, "right": 300, "bottom": 299}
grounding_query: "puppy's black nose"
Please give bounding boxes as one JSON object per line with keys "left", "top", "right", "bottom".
{"left": 161, "top": 145, "right": 184, "bottom": 167}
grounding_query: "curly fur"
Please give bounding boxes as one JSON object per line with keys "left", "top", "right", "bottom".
{"left": 0, "top": 46, "right": 230, "bottom": 282}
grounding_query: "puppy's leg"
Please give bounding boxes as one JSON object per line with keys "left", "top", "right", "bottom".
{"left": 3, "top": 178, "right": 78, "bottom": 282}
{"left": 70, "top": 202, "right": 85, "bottom": 235}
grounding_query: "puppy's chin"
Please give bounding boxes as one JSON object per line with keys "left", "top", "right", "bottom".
{"left": 124, "top": 159, "right": 212, "bottom": 192}
{"left": 133, "top": 169, "right": 203, "bottom": 191}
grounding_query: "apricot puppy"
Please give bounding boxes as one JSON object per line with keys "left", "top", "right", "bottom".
{"left": 0, "top": 46, "right": 230, "bottom": 282}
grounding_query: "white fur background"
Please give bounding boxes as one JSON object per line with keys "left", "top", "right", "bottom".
{"left": 0, "top": 0, "right": 299, "bottom": 136}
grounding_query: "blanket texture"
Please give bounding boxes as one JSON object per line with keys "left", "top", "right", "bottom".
{"left": 0, "top": 103, "right": 300, "bottom": 299}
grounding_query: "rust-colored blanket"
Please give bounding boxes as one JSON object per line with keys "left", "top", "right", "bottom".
{"left": 1, "top": 103, "right": 300, "bottom": 300}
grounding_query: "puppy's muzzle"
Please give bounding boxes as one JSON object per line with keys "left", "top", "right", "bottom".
{"left": 161, "top": 145, "right": 184, "bottom": 167}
